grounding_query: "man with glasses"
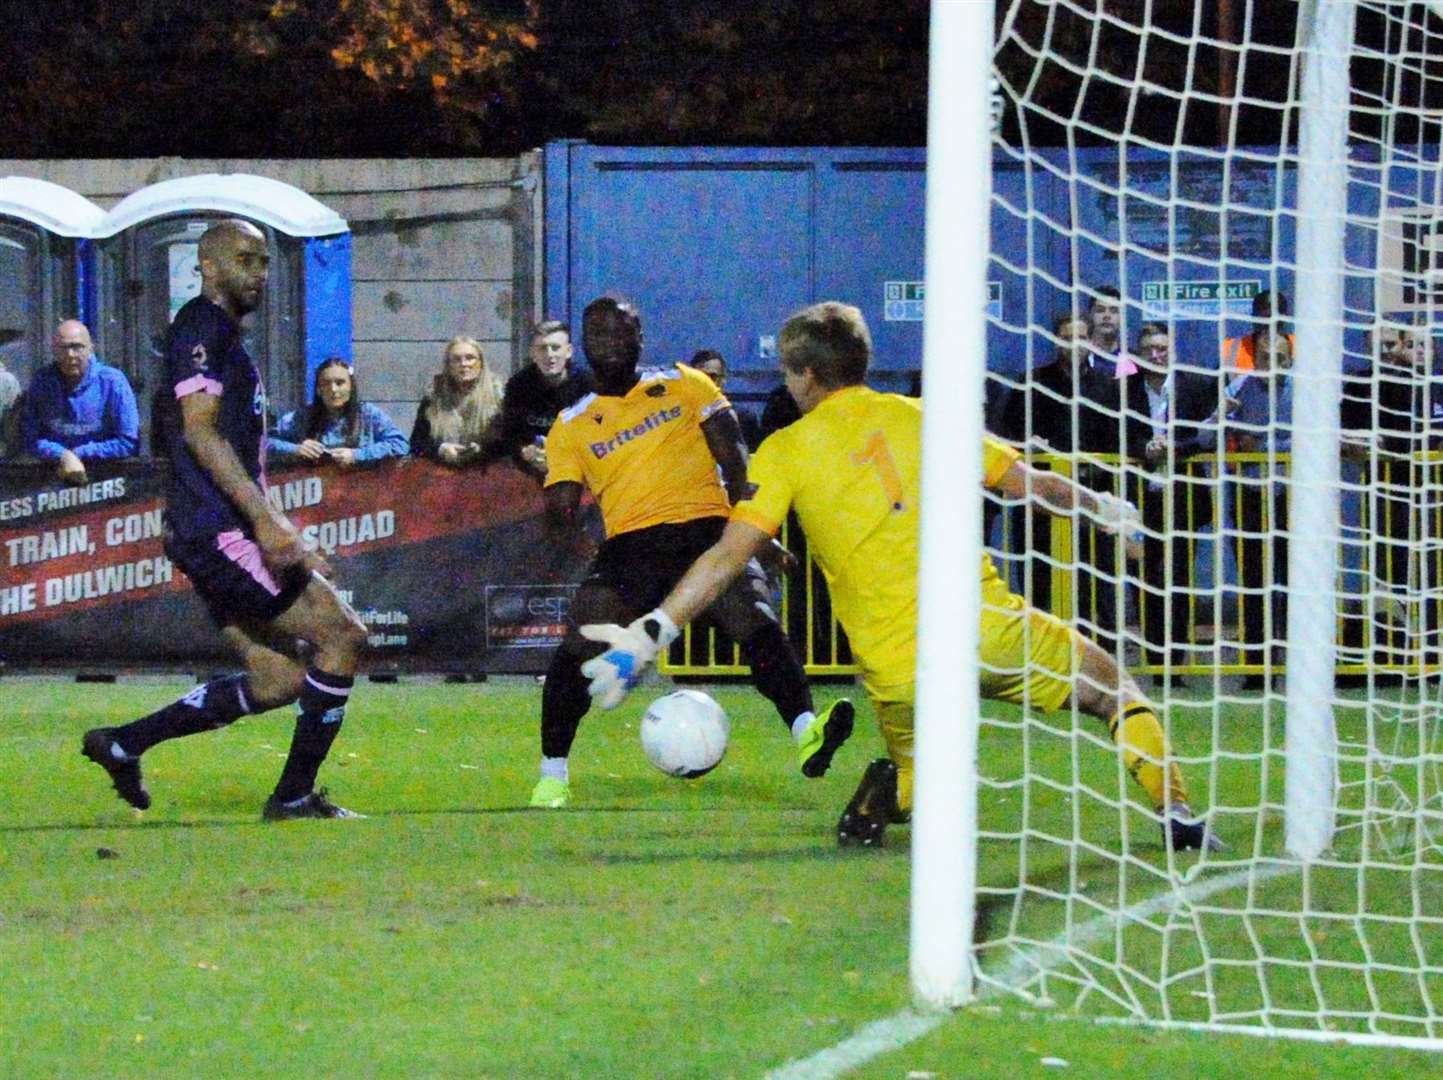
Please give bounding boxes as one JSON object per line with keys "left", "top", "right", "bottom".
{"left": 19, "top": 320, "right": 139, "bottom": 484}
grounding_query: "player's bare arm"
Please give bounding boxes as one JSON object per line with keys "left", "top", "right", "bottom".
{"left": 993, "top": 458, "right": 1086, "bottom": 513}
{"left": 542, "top": 479, "right": 584, "bottom": 541}
{"left": 542, "top": 478, "right": 596, "bottom": 566}
{"left": 179, "top": 392, "right": 329, "bottom": 576}
{"left": 700, "top": 408, "right": 756, "bottom": 505}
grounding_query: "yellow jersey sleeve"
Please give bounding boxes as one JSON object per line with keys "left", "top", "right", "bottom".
{"left": 730, "top": 431, "right": 795, "bottom": 537}
{"left": 982, "top": 435, "right": 1020, "bottom": 488}
{"left": 676, "top": 363, "right": 733, "bottom": 421}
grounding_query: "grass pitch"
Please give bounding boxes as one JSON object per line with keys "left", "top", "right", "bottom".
{"left": 1, "top": 677, "right": 1438, "bottom": 1077}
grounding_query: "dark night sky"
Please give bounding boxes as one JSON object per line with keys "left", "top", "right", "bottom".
{"left": 0, "top": 3, "right": 1427, "bottom": 158}
{"left": 0, "top": 1, "right": 929, "bottom": 157}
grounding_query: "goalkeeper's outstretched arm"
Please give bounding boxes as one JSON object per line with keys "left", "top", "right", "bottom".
{"left": 578, "top": 520, "right": 772, "bottom": 707}
{"left": 992, "top": 458, "right": 1142, "bottom": 558}
{"left": 661, "top": 520, "right": 773, "bottom": 628}
{"left": 993, "top": 457, "right": 1084, "bottom": 514}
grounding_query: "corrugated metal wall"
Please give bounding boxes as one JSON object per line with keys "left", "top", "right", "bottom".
{"left": 545, "top": 141, "right": 926, "bottom": 400}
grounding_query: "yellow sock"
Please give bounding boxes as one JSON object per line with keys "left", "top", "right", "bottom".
{"left": 895, "top": 760, "right": 913, "bottom": 815}
{"left": 876, "top": 700, "right": 915, "bottom": 813}
{"left": 1108, "top": 703, "right": 1188, "bottom": 810}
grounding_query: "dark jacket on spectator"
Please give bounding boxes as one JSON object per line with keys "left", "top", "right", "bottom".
{"left": 1109, "top": 365, "right": 1154, "bottom": 459}
{"left": 760, "top": 384, "right": 802, "bottom": 441}
{"left": 1342, "top": 361, "right": 1443, "bottom": 456}
{"left": 1145, "top": 369, "right": 1227, "bottom": 459}
{"left": 480, "top": 363, "right": 594, "bottom": 467}
{"left": 734, "top": 407, "right": 764, "bottom": 452}
{"left": 997, "top": 357, "right": 1134, "bottom": 456}
{"left": 407, "top": 406, "right": 444, "bottom": 460}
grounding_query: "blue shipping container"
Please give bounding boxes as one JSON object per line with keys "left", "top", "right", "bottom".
{"left": 547, "top": 140, "right": 1442, "bottom": 403}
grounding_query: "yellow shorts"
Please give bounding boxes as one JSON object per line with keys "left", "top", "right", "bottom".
{"left": 865, "top": 587, "right": 1085, "bottom": 811}
{"left": 978, "top": 587, "right": 1082, "bottom": 713}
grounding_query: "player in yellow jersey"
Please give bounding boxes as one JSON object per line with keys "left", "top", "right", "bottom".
{"left": 527, "top": 296, "right": 854, "bottom": 808}
{"left": 580, "top": 301, "right": 1220, "bottom": 852}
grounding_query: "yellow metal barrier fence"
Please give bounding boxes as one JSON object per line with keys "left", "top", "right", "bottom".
{"left": 661, "top": 513, "right": 857, "bottom": 677}
{"left": 660, "top": 451, "right": 1443, "bottom": 679}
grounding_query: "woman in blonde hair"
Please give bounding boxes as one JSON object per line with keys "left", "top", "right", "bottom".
{"left": 410, "top": 336, "right": 505, "bottom": 466}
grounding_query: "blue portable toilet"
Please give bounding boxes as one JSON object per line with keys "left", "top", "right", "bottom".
{"left": 91, "top": 173, "right": 351, "bottom": 453}
{"left": 0, "top": 177, "right": 104, "bottom": 393}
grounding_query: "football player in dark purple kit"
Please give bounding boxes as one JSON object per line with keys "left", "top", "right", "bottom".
{"left": 82, "top": 219, "right": 369, "bottom": 820}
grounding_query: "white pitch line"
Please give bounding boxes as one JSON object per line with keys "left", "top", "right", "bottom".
{"left": 765, "top": 861, "right": 1297, "bottom": 1080}
{"left": 763, "top": 1009, "right": 950, "bottom": 1080}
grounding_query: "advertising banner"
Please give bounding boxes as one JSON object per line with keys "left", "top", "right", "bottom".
{"left": 0, "top": 458, "right": 596, "bottom": 673}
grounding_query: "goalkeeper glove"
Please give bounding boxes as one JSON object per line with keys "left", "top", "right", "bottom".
{"left": 1090, "top": 490, "right": 1145, "bottom": 560}
{"left": 579, "top": 608, "right": 680, "bottom": 709}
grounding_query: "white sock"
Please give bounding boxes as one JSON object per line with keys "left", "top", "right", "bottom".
{"left": 790, "top": 712, "right": 816, "bottom": 743}
{"left": 540, "top": 756, "right": 569, "bottom": 782}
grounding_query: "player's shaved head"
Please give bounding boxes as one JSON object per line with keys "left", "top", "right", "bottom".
{"left": 199, "top": 219, "right": 269, "bottom": 318}
{"left": 779, "top": 302, "right": 871, "bottom": 388}
{"left": 198, "top": 218, "right": 264, "bottom": 262}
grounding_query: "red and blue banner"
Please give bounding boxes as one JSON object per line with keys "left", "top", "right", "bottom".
{"left": 0, "top": 458, "right": 597, "bottom": 673}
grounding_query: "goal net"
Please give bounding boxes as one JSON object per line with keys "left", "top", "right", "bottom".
{"left": 965, "top": 0, "right": 1443, "bottom": 1047}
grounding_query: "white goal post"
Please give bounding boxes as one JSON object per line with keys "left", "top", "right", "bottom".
{"left": 1285, "top": 0, "right": 1351, "bottom": 862}
{"left": 914, "top": 0, "right": 1443, "bottom": 1050}
{"left": 911, "top": 0, "right": 995, "bottom": 1009}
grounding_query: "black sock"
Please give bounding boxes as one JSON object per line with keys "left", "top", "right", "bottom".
{"left": 540, "top": 651, "right": 592, "bottom": 759}
{"left": 272, "top": 670, "right": 353, "bottom": 803}
{"left": 114, "top": 674, "right": 255, "bottom": 756}
{"left": 742, "top": 622, "right": 813, "bottom": 730}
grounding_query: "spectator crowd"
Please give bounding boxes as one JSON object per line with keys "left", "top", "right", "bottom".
{"left": 986, "top": 285, "right": 1443, "bottom": 684}
{"left": 5, "top": 290, "right": 1434, "bottom": 683}
{"left": 0, "top": 316, "right": 775, "bottom": 485}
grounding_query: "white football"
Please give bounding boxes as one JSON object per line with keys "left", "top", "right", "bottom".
{"left": 640, "top": 690, "right": 730, "bottom": 779}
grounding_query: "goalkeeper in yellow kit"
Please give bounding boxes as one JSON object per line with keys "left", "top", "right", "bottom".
{"left": 579, "top": 301, "right": 1219, "bottom": 852}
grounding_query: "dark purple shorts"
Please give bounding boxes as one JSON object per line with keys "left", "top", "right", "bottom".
{"left": 165, "top": 527, "right": 311, "bottom": 627}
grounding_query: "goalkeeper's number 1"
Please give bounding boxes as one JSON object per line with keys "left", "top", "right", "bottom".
{"left": 853, "top": 431, "right": 906, "bottom": 512}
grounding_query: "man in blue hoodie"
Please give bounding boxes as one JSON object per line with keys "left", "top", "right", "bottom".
{"left": 20, "top": 320, "right": 139, "bottom": 484}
